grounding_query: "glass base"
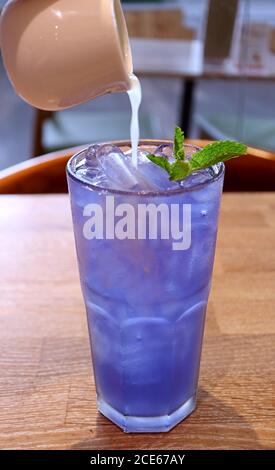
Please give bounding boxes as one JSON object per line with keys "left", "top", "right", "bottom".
{"left": 97, "top": 395, "right": 197, "bottom": 433}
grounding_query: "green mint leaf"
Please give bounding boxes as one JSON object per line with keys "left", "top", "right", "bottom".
{"left": 169, "top": 160, "right": 191, "bottom": 181}
{"left": 190, "top": 141, "right": 247, "bottom": 171}
{"left": 146, "top": 127, "right": 247, "bottom": 183}
{"left": 173, "top": 126, "right": 185, "bottom": 160}
{"left": 146, "top": 154, "right": 171, "bottom": 174}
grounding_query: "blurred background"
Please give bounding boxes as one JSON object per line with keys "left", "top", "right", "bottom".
{"left": 0, "top": 0, "right": 275, "bottom": 170}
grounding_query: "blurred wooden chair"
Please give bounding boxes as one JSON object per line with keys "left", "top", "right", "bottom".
{"left": 270, "top": 28, "right": 275, "bottom": 54}
{"left": 191, "top": 140, "right": 275, "bottom": 191}
{"left": 1, "top": 141, "right": 275, "bottom": 194}
{"left": 0, "top": 147, "right": 77, "bottom": 194}
{"left": 33, "top": 109, "right": 53, "bottom": 157}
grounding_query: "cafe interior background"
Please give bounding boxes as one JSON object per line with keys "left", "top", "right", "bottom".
{"left": 0, "top": 0, "right": 275, "bottom": 190}
{"left": 0, "top": 0, "right": 274, "bottom": 452}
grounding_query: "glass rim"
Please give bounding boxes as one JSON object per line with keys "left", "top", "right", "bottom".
{"left": 66, "top": 140, "right": 225, "bottom": 197}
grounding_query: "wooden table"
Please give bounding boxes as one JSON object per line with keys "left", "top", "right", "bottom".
{"left": 0, "top": 193, "right": 274, "bottom": 450}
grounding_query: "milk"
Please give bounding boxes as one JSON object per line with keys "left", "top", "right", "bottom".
{"left": 127, "top": 75, "right": 142, "bottom": 168}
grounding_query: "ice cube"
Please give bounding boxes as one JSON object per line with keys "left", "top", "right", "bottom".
{"left": 95, "top": 145, "right": 141, "bottom": 191}
{"left": 74, "top": 145, "right": 106, "bottom": 186}
{"left": 81, "top": 145, "right": 178, "bottom": 192}
{"left": 98, "top": 147, "right": 163, "bottom": 192}
{"left": 96, "top": 144, "right": 123, "bottom": 159}
{"left": 154, "top": 143, "right": 174, "bottom": 161}
{"left": 85, "top": 144, "right": 101, "bottom": 166}
{"left": 134, "top": 150, "right": 178, "bottom": 191}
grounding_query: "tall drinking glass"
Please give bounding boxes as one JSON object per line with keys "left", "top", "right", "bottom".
{"left": 67, "top": 141, "right": 224, "bottom": 433}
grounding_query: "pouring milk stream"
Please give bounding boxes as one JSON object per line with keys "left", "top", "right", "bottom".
{"left": 0, "top": 0, "right": 142, "bottom": 166}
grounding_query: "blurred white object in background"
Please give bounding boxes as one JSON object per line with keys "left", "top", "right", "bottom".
{"left": 232, "top": 22, "right": 272, "bottom": 73}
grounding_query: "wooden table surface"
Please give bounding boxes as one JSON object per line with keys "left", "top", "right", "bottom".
{"left": 0, "top": 193, "right": 274, "bottom": 450}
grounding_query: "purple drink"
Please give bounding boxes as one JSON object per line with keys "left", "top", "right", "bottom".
{"left": 67, "top": 141, "right": 224, "bottom": 432}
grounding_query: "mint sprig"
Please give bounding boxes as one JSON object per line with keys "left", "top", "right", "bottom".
{"left": 190, "top": 141, "right": 247, "bottom": 171}
{"left": 146, "top": 154, "right": 171, "bottom": 173}
{"left": 146, "top": 127, "right": 247, "bottom": 181}
{"left": 173, "top": 126, "right": 185, "bottom": 160}
{"left": 169, "top": 160, "right": 191, "bottom": 181}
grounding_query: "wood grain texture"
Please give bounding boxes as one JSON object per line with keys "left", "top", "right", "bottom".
{"left": 0, "top": 193, "right": 274, "bottom": 450}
